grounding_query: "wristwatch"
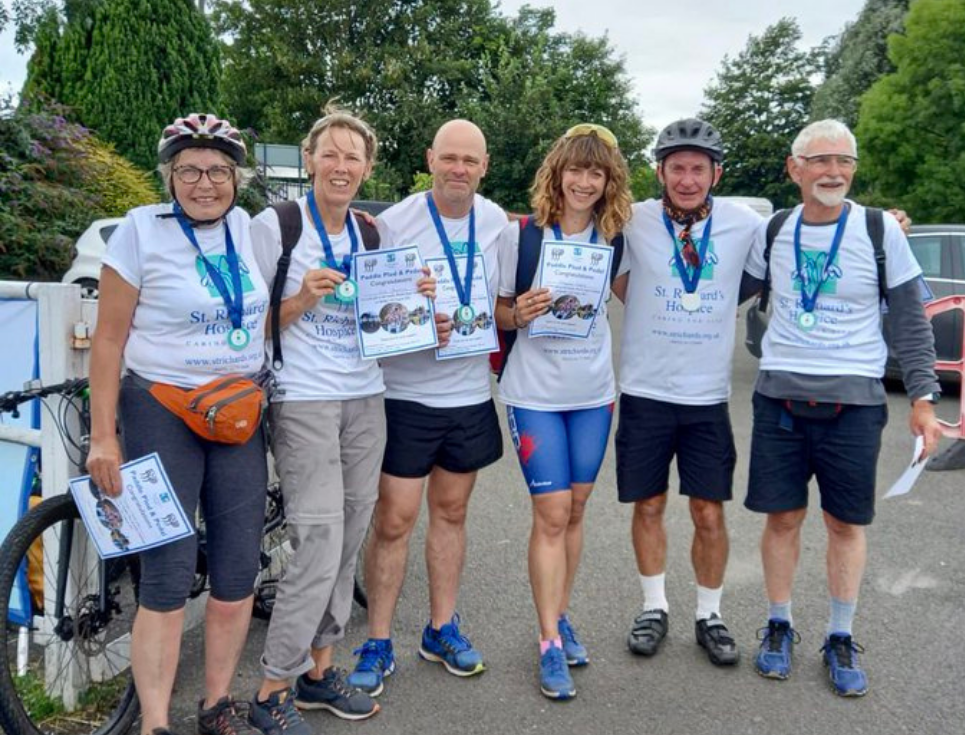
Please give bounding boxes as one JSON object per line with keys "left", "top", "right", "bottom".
{"left": 913, "top": 392, "right": 940, "bottom": 405}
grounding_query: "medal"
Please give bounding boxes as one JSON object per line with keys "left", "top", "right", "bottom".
{"left": 797, "top": 311, "right": 817, "bottom": 331}
{"left": 681, "top": 292, "right": 701, "bottom": 312}
{"left": 335, "top": 279, "right": 358, "bottom": 303}
{"left": 792, "top": 206, "right": 849, "bottom": 330}
{"left": 456, "top": 304, "right": 476, "bottom": 324}
{"left": 227, "top": 327, "right": 250, "bottom": 350}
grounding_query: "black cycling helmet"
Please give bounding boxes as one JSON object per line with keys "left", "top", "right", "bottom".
{"left": 158, "top": 113, "right": 247, "bottom": 165}
{"left": 653, "top": 118, "right": 723, "bottom": 163}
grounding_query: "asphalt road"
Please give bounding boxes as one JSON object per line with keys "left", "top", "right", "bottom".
{"left": 171, "top": 301, "right": 965, "bottom": 735}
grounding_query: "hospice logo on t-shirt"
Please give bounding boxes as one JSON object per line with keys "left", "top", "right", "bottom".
{"left": 667, "top": 240, "right": 718, "bottom": 280}
{"left": 195, "top": 255, "right": 256, "bottom": 298}
{"left": 450, "top": 241, "right": 469, "bottom": 255}
{"left": 790, "top": 250, "right": 842, "bottom": 295}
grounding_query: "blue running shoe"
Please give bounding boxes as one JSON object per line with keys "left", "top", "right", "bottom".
{"left": 539, "top": 646, "right": 576, "bottom": 700}
{"left": 346, "top": 639, "right": 395, "bottom": 697}
{"left": 755, "top": 619, "right": 799, "bottom": 680}
{"left": 822, "top": 633, "right": 869, "bottom": 697}
{"left": 418, "top": 613, "right": 485, "bottom": 677}
{"left": 558, "top": 614, "right": 589, "bottom": 667}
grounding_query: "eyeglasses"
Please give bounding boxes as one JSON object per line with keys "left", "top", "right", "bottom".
{"left": 798, "top": 154, "right": 858, "bottom": 171}
{"left": 173, "top": 165, "right": 236, "bottom": 184}
{"left": 564, "top": 123, "right": 618, "bottom": 149}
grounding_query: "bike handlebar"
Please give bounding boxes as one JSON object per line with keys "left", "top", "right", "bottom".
{"left": 0, "top": 378, "right": 90, "bottom": 415}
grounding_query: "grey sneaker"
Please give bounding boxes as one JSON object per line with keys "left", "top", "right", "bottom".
{"left": 249, "top": 688, "right": 312, "bottom": 735}
{"left": 294, "top": 667, "right": 379, "bottom": 721}
{"left": 198, "top": 697, "right": 260, "bottom": 735}
{"left": 628, "top": 609, "right": 669, "bottom": 656}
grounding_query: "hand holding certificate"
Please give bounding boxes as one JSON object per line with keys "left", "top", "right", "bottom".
{"left": 353, "top": 245, "right": 438, "bottom": 359}
{"left": 528, "top": 240, "right": 613, "bottom": 339}
{"left": 426, "top": 254, "right": 498, "bottom": 360}
{"left": 69, "top": 453, "right": 192, "bottom": 558}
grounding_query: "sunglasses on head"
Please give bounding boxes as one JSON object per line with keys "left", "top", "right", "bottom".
{"left": 564, "top": 123, "right": 618, "bottom": 149}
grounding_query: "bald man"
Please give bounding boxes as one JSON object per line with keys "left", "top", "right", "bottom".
{"left": 348, "top": 120, "right": 509, "bottom": 697}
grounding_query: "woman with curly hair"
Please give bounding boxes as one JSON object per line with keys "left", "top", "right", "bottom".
{"left": 493, "top": 124, "right": 632, "bottom": 700}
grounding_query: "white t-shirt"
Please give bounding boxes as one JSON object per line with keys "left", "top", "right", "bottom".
{"left": 377, "top": 192, "right": 508, "bottom": 408}
{"left": 250, "top": 198, "right": 384, "bottom": 401}
{"left": 619, "top": 197, "right": 763, "bottom": 405}
{"left": 744, "top": 201, "right": 921, "bottom": 377}
{"left": 496, "top": 221, "right": 615, "bottom": 411}
{"left": 103, "top": 203, "right": 269, "bottom": 388}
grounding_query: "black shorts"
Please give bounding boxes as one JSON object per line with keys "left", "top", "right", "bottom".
{"left": 745, "top": 392, "right": 887, "bottom": 525}
{"left": 381, "top": 398, "right": 503, "bottom": 478}
{"left": 615, "top": 394, "right": 736, "bottom": 503}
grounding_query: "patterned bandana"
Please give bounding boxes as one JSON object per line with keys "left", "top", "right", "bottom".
{"left": 662, "top": 193, "right": 713, "bottom": 268}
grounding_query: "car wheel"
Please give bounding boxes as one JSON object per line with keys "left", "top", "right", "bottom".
{"left": 75, "top": 277, "right": 100, "bottom": 299}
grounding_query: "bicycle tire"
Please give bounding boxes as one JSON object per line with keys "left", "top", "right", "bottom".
{"left": 252, "top": 483, "right": 291, "bottom": 621}
{"left": 0, "top": 493, "right": 140, "bottom": 735}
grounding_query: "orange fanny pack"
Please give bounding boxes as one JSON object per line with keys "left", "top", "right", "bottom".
{"left": 147, "top": 374, "right": 266, "bottom": 445}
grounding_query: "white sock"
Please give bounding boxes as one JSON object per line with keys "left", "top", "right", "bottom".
{"left": 696, "top": 585, "right": 723, "bottom": 621}
{"left": 640, "top": 573, "right": 668, "bottom": 612}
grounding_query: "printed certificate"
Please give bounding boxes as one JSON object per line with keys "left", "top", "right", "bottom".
{"left": 529, "top": 240, "right": 613, "bottom": 339}
{"left": 425, "top": 254, "right": 498, "bottom": 360}
{"left": 353, "top": 246, "right": 438, "bottom": 359}
{"left": 69, "top": 453, "right": 193, "bottom": 559}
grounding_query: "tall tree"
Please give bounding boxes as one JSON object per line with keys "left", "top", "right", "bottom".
{"left": 23, "top": 0, "right": 221, "bottom": 170}
{"left": 214, "top": 0, "right": 652, "bottom": 206}
{"left": 855, "top": 0, "right": 965, "bottom": 222}
{"left": 810, "top": 0, "right": 910, "bottom": 128}
{"left": 700, "top": 18, "right": 822, "bottom": 208}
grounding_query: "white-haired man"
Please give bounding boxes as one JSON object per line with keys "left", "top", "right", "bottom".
{"left": 742, "top": 119, "right": 942, "bottom": 696}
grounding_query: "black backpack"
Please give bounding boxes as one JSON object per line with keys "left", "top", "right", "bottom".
{"left": 745, "top": 206, "right": 886, "bottom": 358}
{"left": 490, "top": 216, "right": 624, "bottom": 380}
{"left": 268, "top": 200, "right": 380, "bottom": 369}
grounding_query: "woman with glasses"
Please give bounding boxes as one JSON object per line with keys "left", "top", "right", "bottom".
{"left": 494, "top": 124, "right": 632, "bottom": 700}
{"left": 87, "top": 114, "right": 270, "bottom": 735}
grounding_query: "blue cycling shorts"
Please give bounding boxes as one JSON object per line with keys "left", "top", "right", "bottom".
{"left": 506, "top": 404, "right": 614, "bottom": 495}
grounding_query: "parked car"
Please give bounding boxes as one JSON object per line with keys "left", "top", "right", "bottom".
{"left": 61, "top": 218, "right": 123, "bottom": 298}
{"left": 884, "top": 224, "right": 965, "bottom": 385}
{"left": 60, "top": 201, "right": 395, "bottom": 298}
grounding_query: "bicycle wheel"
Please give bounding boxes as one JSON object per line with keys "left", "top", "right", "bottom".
{"left": 0, "top": 493, "right": 140, "bottom": 735}
{"left": 252, "top": 483, "right": 292, "bottom": 621}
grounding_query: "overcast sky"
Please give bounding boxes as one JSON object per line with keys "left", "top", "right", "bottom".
{"left": 2, "top": 0, "right": 867, "bottom": 131}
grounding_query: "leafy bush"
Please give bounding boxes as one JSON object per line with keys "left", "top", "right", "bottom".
{"left": 0, "top": 95, "right": 157, "bottom": 281}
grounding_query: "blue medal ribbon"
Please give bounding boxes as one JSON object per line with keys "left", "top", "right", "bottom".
{"left": 306, "top": 192, "right": 360, "bottom": 276}
{"left": 793, "top": 205, "right": 849, "bottom": 313}
{"left": 662, "top": 212, "right": 712, "bottom": 295}
{"left": 426, "top": 192, "right": 475, "bottom": 309}
{"left": 552, "top": 223, "right": 598, "bottom": 244}
{"left": 173, "top": 202, "right": 244, "bottom": 330}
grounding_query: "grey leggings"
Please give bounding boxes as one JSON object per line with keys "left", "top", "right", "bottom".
{"left": 119, "top": 375, "right": 268, "bottom": 612}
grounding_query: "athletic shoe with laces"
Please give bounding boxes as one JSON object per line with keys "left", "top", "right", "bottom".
{"left": 346, "top": 639, "right": 395, "bottom": 697}
{"left": 755, "top": 618, "right": 799, "bottom": 680}
{"left": 248, "top": 688, "right": 312, "bottom": 735}
{"left": 418, "top": 613, "right": 485, "bottom": 676}
{"left": 627, "top": 609, "right": 668, "bottom": 656}
{"left": 558, "top": 614, "right": 589, "bottom": 666}
{"left": 695, "top": 613, "right": 740, "bottom": 666}
{"left": 198, "top": 697, "right": 260, "bottom": 735}
{"left": 821, "top": 633, "right": 869, "bottom": 697}
{"left": 294, "top": 667, "right": 379, "bottom": 721}
{"left": 539, "top": 645, "right": 576, "bottom": 700}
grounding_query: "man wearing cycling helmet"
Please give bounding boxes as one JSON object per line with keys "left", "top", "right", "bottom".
{"left": 88, "top": 114, "right": 269, "bottom": 735}
{"left": 611, "top": 118, "right": 761, "bottom": 668}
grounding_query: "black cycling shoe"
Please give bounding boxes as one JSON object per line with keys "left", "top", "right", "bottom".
{"left": 695, "top": 613, "right": 740, "bottom": 666}
{"left": 628, "top": 609, "right": 669, "bottom": 657}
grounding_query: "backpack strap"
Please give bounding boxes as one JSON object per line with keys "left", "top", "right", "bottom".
{"left": 496, "top": 217, "right": 542, "bottom": 381}
{"left": 353, "top": 212, "right": 381, "bottom": 251}
{"left": 609, "top": 232, "right": 625, "bottom": 284}
{"left": 269, "top": 200, "right": 304, "bottom": 370}
{"left": 865, "top": 206, "right": 888, "bottom": 305}
{"left": 758, "top": 208, "right": 794, "bottom": 312}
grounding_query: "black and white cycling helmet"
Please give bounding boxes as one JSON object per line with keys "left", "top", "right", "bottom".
{"left": 653, "top": 118, "right": 723, "bottom": 163}
{"left": 158, "top": 113, "right": 246, "bottom": 165}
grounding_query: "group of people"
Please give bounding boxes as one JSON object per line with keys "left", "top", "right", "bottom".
{"left": 84, "top": 106, "right": 942, "bottom": 735}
